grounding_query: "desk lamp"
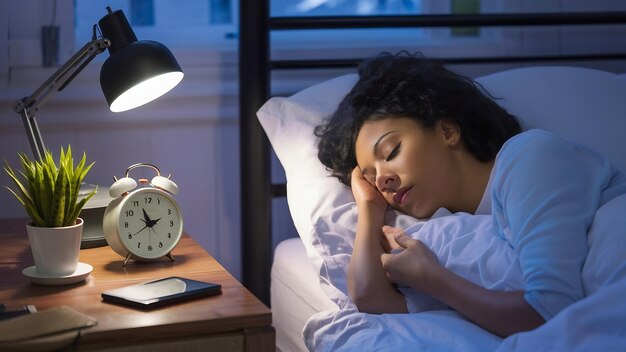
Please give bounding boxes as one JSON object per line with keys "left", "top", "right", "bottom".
{"left": 12, "top": 7, "right": 184, "bottom": 248}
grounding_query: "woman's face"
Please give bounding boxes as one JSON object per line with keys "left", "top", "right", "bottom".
{"left": 354, "top": 117, "right": 460, "bottom": 218}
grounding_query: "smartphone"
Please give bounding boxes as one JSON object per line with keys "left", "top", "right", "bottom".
{"left": 101, "top": 276, "right": 222, "bottom": 309}
{"left": 0, "top": 304, "right": 37, "bottom": 321}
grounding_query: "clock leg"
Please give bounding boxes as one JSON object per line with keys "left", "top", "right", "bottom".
{"left": 166, "top": 252, "right": 175, "bottom": 262}
{"left": 123, "top": 253, "right": 132, "bottom": 267}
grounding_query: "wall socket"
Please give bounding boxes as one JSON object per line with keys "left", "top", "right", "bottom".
{"left": 41, "top": 25, "right": 60, "bottom": 67}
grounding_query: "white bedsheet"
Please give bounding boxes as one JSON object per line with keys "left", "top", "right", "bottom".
{"left": 305, "top": 278, "right": 626, "bottom": 352}
{"left": 303, "top": 194, "right": 626, "bottom": 351}
{"left": 305, "top": 308, "right": 501, "bottom": 352}
{"left": 271, "top": 238, "right": 337, "bottom": 352}
{"left": 497, "top": 278, "right": 626, "bottom": 351}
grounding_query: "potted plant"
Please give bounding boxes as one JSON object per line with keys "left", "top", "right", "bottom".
{"left": 3, "top": 146, "right": 96, "bottom": 277}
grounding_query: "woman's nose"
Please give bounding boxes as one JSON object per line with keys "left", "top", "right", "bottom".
{"left": 375, "top": 171, "right": 397, "bottom": 192}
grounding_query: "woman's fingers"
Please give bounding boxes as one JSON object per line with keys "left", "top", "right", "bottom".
{"left": 380, "top": 233, "right": 440, "bottom": 289}
{"left": 351, "top": 166, "right": 389, "bottom": 211}
{"left": 381, "top": 226, "right": 406, "bottom": 251}
{"left": 393, "top": 232, "right": 415, "bottom": 248}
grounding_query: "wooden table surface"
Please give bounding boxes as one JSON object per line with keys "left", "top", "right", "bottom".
{"left": 0, "top": 218, "right": 273, "bottom": 349}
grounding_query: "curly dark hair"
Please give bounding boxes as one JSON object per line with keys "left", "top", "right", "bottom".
{"left": 314, "top": 52, "right": 522, "bottom": 186}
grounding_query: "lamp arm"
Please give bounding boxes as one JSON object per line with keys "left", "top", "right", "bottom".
{"left": 13, "top": 37, "right": 110, "bottom": 159}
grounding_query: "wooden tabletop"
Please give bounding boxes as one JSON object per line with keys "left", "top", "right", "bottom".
{"left": 0, "top": 218, "right": 272, "bottom": 348}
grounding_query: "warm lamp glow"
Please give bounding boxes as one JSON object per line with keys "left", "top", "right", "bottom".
{"left": 109, "top": 71, "right": 184, "bottom": 112}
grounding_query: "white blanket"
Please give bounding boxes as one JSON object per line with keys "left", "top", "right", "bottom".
{"left": 304, "top": 194, "right": 626, "bottom": 351}
{"left": 398, "top": 211, "right": 523, "bottom": 313}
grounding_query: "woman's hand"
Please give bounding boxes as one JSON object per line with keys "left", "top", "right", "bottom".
{"left": 380, "top": 226, "right": 441, "bottom": 291}
{"left": 351, "top": 166, "right": 388, "bottom": 212}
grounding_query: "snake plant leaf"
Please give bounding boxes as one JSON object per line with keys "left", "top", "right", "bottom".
{"left": 3, "top": 162, "right": 46, "bottom": 226}
{"left": 5, "top": 146, "right": 95, "bottom": 228}
{"left": 3, "top": 162, "right": 34, "bottom": 209}
{"left": 33, "top": 162, "right": 45, "bottom": 223}
{"left": 69, "top": 186, "right": 97, "bottom": 224}
{"left": 41, "top": 162, "right": 55, "bottom": 225}
{"left": 3, "top": 186, "right": 25, "bottom": 206}
{"left": 51, "top": 163, "right": 67, "bottom": 227}
{"left": 66, "top": 151, "right": 80, "bottom": 218}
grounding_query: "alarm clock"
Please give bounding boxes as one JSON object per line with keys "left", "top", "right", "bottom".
{"left": 103, "top": 163, "right": 183, "bottom": 266}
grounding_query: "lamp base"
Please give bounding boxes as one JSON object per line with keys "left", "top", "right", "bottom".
{"left": 79, "top": 184, "right": 114, "bottom": 249}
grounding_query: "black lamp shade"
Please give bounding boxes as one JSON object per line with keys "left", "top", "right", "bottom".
{"left": 98, "top": 8, "right": 183, "bottom": 112}
{"left": 100, "top": 40, "right": 183, "bottom": 112}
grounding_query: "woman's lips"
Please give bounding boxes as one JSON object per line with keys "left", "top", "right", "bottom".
{"left": 393, "top": 187, "right": 413, "bottom": 205}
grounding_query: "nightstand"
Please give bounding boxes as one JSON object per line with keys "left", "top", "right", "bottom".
{"left": 0, "top": 218, "right": 275, "bottom": 351}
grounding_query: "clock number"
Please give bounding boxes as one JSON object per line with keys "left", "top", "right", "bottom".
{"left": 133, "top": 200, "right": 139, "bottom": 207}
{"left": 128, "top": 234, "right": 132, "bottom": 239}
{"left": 168, "top": 233, "right": 171, "bottom": 239}
{"left": 168, "top": 209, "right": 172, "bottom": 215}
{"left": 148, "top": 245, "right": 153, "bottom": 251}
{"left": 159, "top": 241, "right": 163, "bottom": 248}
{"left": 125, "top": 210, "right": 134, "bottom": 217}
{"left": 137, "top": 242, "right": 141, "bottom": 248}
{"left": 144, "top": 197, "right": 152, "bottom": 204}
{"left": 170, "top": 220, "right": 174, "bottom": 227}
{"left": 124, "top": 221, "right": 129, "bottom": 228}
{"left": 157, "top": 198, "right": 161, "bottom": 205}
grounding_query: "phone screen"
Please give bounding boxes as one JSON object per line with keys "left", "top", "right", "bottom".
{"left": 102, "top": 276, "right": 222, "bottom": 309}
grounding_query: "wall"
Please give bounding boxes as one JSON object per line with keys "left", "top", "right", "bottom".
{"left": 1, "top": 0, "right": 626, "bottom": 282}
{"left": 0, "top": 0, "right": 244, "bottom": 276}
{"left": 0, "top": 58, "right": 244, "bottom": 277}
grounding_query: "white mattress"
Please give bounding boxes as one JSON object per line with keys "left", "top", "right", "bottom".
{"left": 271, "top": 238, "right": 337, "bottom": 352}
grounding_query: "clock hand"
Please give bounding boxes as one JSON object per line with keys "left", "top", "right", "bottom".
{"left": 146, "top": 217, "right": 162, "bottom": 235}
{"left": 144, "top": 217, "right": 160, "bottom": 228}
{"left": 132, "top": 222, "right": 149, "bottom": 237}
{"left": 142, "top": 208, "right": 153, "bottom": 222}
{"left": 141, "top": 208, "right": 162, "bottom": 229}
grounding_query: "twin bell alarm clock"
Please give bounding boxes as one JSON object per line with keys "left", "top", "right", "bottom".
{"left": 103, "top": 163, "right": 183, "bottom": 266}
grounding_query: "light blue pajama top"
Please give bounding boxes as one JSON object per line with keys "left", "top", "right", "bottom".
{"left": 482, "top": 129, "right": 626, "bottom": 321}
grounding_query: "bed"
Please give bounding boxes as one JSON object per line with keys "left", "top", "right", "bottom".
{"left": 238, "top": 4, "right": 626, "bottom": 351}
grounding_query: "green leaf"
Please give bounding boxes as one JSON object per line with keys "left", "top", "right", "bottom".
{"left": 4, "top": 146, "right": 94, "bottom": 227}
{"left": 70, "top": 186, "right": 97, "bottom": 223}
{"left": 3, "top": 162, "right": 35, "bottom": 209}
{"left": 41, "top": 161, "right": 54, "bottom": 224}
{"left": 4, "top": 185, "right": 25, "bottom": 207}
{"left": 51, "top": 165, "right": 67, "bottom": 227}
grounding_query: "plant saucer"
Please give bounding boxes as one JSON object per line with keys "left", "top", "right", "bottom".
{"left": 22, "top": 262, "right": 93, "bottom": 286}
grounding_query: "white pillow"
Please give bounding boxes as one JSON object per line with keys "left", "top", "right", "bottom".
{"left": 257, "top": 75, "right": 364, "bottom": 306}
{"left": 256, "top": 66, "right": 626, "bottom": 307}
{"left": 477, "top": 67, "right": 626, "bottom": 172}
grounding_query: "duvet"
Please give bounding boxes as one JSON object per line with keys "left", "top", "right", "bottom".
{"left": 304, "top": 194, "right": 626, "bottom": 351}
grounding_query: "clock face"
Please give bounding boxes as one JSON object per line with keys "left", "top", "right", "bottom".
{"left": 117, "top": 188, "right": 182, "bottom": 259}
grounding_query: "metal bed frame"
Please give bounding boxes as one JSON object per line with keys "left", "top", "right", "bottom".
{"left": 239, "top": 1, "right": 626, "bottom": 304}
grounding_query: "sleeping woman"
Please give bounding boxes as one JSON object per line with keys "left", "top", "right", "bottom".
{"left": 314, "top": 52, "right": 626, "bottom": 337}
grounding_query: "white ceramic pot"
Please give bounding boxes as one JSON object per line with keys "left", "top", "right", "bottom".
{"left": 26, "top": 218, "right": 83, "bottom": 276}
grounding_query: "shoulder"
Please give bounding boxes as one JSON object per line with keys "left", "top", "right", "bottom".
{"left": 491, "top": 129, "right": 593, "bottom": 190}
{"left": 500, "top": 129, "right": 572, "bottom": 156}
{"left": 495, "top": 129, "right": 585, "bottom": 169}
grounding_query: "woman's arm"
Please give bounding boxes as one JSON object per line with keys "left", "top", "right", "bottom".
{"left": 381, "top": 231, "right": 544, "bottom": 337}
{"left": 348, "top": 167, "right": 407, "bottom": 313}
{"left": 492, "top": 131, "right": 616, "bottom": 320}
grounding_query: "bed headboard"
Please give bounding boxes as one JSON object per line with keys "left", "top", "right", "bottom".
{"left": 239, "top": 2, "right": 626, "bottom": 305}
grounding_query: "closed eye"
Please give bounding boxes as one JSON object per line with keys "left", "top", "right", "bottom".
{"left": 386, "top": 143, "right": 401, "bottom": 161}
